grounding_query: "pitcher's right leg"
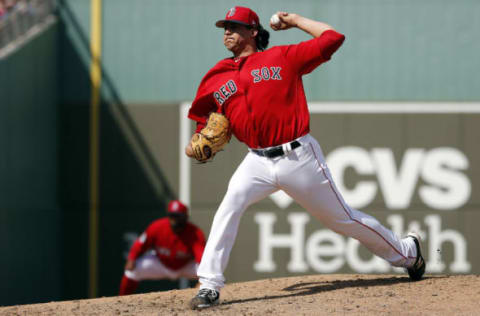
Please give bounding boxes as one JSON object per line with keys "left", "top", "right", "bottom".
{"left": 279, "top": 136, "right": 418, "bottom": 269}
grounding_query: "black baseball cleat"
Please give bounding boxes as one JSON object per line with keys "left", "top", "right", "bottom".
{"left": 189, "top": 288, "right": 220, "bottom": 310}
{"left": 407, "top": 232, "right": 426, "bottom": 281}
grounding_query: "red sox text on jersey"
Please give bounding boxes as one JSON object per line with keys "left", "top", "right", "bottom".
{"left": 213, "top": 67, "right": 282, "bottom": 105}
{"left": 188, "top": 30, "right": 345, "bottom": 149}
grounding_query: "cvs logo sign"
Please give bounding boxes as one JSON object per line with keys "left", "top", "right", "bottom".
{"left": 326, "top": 147, "right": 470, "bottom": 210}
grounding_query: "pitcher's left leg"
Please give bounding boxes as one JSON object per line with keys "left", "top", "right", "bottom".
{"left": 197, "top": 153, "right": 278, "bottom": 291}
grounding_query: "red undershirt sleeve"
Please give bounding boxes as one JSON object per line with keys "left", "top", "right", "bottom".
{"left": 127, "top": 224, "right": 156, "bottom": 261}
{"left": 188, "top": 95, "right": 217, "bottom": 132}
{"left": 283, "top": 30, "right": 346, "bottom": 75}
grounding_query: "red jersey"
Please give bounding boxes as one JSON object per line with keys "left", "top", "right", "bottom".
{"left": 188, "top": 30, "right": 345, "bottom": 148}
{"left": 127, "top": 218, "right": 206, "bottom": 270}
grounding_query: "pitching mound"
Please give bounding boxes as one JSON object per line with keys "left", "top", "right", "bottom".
{"left": 1, "top": 274, "right": 478, "bottom": 315}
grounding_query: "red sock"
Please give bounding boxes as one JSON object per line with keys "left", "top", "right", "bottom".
{"left": 119, "top": 275, "right": 139, "bottom": 295}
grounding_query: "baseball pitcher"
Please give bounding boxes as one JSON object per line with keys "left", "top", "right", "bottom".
{"left": 185, "top": 6, "right": 426, "bottom": 309}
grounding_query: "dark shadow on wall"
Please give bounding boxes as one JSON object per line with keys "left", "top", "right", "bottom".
{"left": 57, "top": 0, "right": 177, "bottom": 300}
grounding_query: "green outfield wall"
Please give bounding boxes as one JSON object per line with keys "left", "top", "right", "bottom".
{"left": 0, "top": 21, "right": 60, "bottom": 305}
{"left": 59, "top": 0, "right": 480, "bottom": 103}
{"left": 0, "top": 0, "right": 479, "bottom": 307}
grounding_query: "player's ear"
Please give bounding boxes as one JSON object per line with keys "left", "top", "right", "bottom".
{"left": 251, "top": 28, "right": 258, "bottom": 38}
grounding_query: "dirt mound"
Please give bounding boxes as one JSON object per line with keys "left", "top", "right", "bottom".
{"left": 1, "top": 274, "right": 478, "bottom": 315}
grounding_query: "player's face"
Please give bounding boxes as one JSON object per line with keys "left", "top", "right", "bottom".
{"left": 223, "top": 22, "right": 256, "bottom": 54}
{"left": 168, "top": 214, "right": 187, "bottom": 233}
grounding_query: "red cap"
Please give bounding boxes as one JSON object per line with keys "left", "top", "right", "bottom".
{"left": 167, "top": 200, "right": 188, "bottom": 215}
{"left": 215, "top": 6, "right": 260, "bottom": 28}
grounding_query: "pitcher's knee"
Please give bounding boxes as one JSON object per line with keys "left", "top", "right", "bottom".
{"left": 224, "top": 186, "right": 251, "bottom": 212}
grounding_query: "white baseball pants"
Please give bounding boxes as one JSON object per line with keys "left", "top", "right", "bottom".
{"left": 125, "top": 251, "right": 198, "bottom": 281}
{"left": 197, "top": 134, "right": 418, "bottom": 291}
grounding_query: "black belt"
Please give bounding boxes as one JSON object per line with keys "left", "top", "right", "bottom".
{"left": 251, "top": 141, "right": 301, "bottom": 158}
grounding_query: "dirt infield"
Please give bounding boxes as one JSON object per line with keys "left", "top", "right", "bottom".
{"left": 1, "top": 274, "right": 478, "bottom": 315}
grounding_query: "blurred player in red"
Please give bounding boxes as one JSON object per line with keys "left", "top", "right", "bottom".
{"left": 119, "top": 200, "right": 206, "bottom": 295}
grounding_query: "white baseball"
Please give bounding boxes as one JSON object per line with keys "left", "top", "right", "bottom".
{"left": 270, "top": 13, "right": 281, "bottom": 27}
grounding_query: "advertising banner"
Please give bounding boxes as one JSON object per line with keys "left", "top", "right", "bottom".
{"left": 184, "top": 102, "right": 479, "bottom": 282}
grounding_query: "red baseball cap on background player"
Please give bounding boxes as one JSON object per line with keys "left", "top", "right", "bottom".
{"left": 167, "top": 200, "right": 188, "bottom": 216}
{"left": 167, "top": 200, "right": 189, "bottom": 233}
{"left": 215, "top": 6, "right": 260, "bottom": 28}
